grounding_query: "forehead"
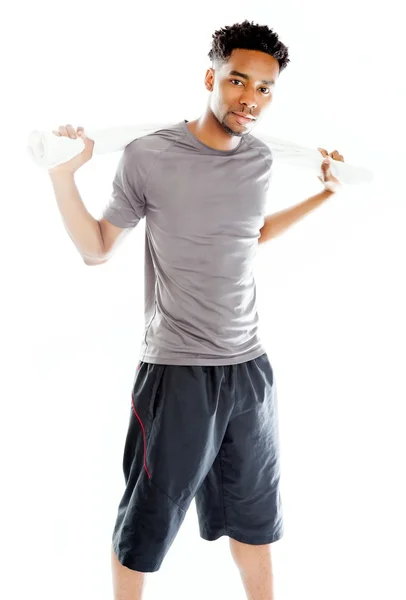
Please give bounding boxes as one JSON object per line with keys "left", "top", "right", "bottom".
{"left": 220, "top": 48, "right": 280, "bottom": 82}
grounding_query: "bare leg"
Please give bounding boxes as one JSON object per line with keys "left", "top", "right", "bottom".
{"left": 229, "top": 538, "right": 275, "bottom": 600}
{"left": 111, "top": 545, "right": 147, "bottom": 600}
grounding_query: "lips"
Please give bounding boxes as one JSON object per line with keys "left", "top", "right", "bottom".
{"left": 233, "top": 113, "right": 255, "bottom": 125}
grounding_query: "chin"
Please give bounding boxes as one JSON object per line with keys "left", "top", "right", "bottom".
{"left": 222, "top": 114, "right": 253, "bottom": 138}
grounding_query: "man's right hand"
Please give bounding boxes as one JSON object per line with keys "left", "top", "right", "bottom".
{"left": 48, "top": 124, "right": 95, "bottom": 175}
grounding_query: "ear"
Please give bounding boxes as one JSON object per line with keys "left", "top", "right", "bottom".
{"left": 204, "top": 68, "right": 214, "bottom": 91}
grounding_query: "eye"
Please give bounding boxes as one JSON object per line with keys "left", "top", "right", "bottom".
{"left": 230, "top": 80, "right": 271, "bottom": 95}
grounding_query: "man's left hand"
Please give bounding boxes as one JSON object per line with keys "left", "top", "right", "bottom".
{"left": 317, "top": 147, "right": 345, "bottom": 193}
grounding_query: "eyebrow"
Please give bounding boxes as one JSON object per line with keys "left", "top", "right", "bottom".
{"left": 229, "top": 70, "right": 275, "bottom": 86}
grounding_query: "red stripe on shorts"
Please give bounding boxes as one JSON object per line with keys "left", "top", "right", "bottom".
{"left": 131, "top": 394, "right": 151, "bottom": 479}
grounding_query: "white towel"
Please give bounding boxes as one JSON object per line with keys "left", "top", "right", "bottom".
{"left": 27, "top": 123, "right": 373, "bottom": 185}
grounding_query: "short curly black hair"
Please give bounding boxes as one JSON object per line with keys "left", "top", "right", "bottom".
{"left": 208, "top": 20, "right": 290, "bottom": 74}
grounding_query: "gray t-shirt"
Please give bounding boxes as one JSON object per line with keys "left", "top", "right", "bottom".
{"left": 103, "top": 120, "right": 273, "bottom": 366}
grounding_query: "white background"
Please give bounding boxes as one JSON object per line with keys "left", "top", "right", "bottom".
{"left": 1, "top": 1, "right": 405, "bottom": 599}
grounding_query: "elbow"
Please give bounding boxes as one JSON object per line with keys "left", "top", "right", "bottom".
{"left": 83, "top": 252, "right": 109, "bottom": 266}
{"left": 258, "top": 232, "right": 272, "bottom": 245}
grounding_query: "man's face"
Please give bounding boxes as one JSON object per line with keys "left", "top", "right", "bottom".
{"left": 206, "top": 48, "right": 280, "bottom": 137}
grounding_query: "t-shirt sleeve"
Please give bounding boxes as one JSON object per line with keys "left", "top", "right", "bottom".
{"left": 102, "top": 142, "right": 146, "bottom": 228}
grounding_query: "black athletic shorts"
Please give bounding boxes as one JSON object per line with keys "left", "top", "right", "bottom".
{"left": 112, "top": 352, "right": 284, "bottom": 573}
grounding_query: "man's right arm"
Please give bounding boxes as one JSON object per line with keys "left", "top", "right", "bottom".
{"left": 49, "top": 171, "right": 130, "bottom": 265}
{"left": 48, "top": 124, "right": 142, "bottom": 265}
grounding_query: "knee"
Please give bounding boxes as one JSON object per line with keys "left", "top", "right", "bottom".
{"left": 229, "top": 537, "right": 272, "bottom": 567}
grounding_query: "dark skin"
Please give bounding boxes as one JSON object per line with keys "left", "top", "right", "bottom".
{"left": 187, "top": 48, "right": 280, "bottom": 151}
{"left": 187, "top": 48, "right": 345, "bottom": 243}
{"left": 50, "top": 47, "right": 345, "bottom": 252}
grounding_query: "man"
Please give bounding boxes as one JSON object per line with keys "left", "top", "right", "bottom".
{"left": 49, "top": 19, "right": 344, "bottom": 600}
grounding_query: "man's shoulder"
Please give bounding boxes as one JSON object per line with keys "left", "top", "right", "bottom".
{"left": 125, "top": 121, "right": 185, "bottom": 157}
{"left": 117, "top": 122, "right": 185, "bottom": 184}
{"left": 244, "top": 132, "right": 273, "bottom": 163}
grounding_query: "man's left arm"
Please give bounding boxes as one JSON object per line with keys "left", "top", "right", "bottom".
{"left": 259, "top": 148, "right": 345, "bottom": 245}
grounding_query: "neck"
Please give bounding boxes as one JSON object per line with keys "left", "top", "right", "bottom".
{"left": 187, "top": 110, "right": 241, "bottom": 152}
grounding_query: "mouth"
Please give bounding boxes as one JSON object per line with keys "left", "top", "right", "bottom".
{"left": 232, "top": 112, "right": 255, "bottom": 125}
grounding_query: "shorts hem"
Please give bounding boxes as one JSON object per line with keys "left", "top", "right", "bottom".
{"left": 200, "top": 527, "right": 284, "bottom": 545}
{"left": 113, "top": 542, "right": 162, "bottom": 573}
{"left": 227, "top": 527, "right": 284, "bottom": 545}
{"left": 200, "top": 528, "right": 228, "bottom": 541}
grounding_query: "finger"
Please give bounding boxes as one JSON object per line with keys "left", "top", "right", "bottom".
{"left": 65, "top": 124, "right": 77, "bottom": 139}
{"left": 58, "top": 126, "right": 69, "bottom": 137}
{"left": 317, "top": 147, "right": 328, "bottom": 157}
{"left": 52, "top": 130, "right": 62, "bottom": 137}
{"left": 329, "top": 150, "right": 340, "bottom": 160}
{"left": 77, "top": 126, "right": 88, "bottom": 140}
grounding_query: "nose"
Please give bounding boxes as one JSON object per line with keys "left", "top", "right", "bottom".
{"left": 239, "top": 92, "right": 258, "bottom": 110}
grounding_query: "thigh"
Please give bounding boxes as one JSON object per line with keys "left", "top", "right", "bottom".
{"left": 196, "top": 354, "right": 284, "bottom": 544}
{"left": 119, "top": 361, "right": 235, "bottom": 524}
{"left": 145, "top": 363, "right": 234, "bottom": 508}
{"left": 114, "top": 362, "right": 234, "bottom": 571}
